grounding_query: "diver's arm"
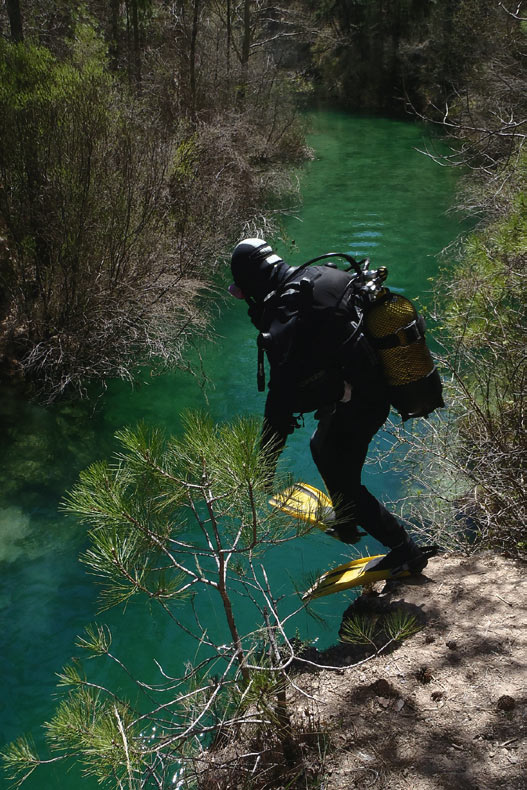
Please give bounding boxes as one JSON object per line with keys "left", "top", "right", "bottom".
{"left": 261, "top": 414, "right": 288, "bottom": 459}
{"left": 340, "top": 332, "right": 381, "bottom": 393}
{"left": 260, "top": 391, "right": 294, "bottom": 484}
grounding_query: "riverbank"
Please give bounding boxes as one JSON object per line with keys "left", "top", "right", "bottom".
{"left": 291, "top": 551, "right": 526, "bottom": 789}
{"left": 199, "top": 551, "right": 525, "bottom": 789}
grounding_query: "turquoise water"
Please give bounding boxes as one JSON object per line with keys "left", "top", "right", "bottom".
{"left": 0, "top": 110, "right": 463, "bottom": 787}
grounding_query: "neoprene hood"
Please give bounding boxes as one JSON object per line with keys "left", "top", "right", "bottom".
{"left": 231, "top": 238, "right": 291, "bottom": 300}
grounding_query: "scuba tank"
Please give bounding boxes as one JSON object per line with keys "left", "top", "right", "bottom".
{"left": 285, "top": 252, "right": 444, "bottom": 421}
{"left": 359, "top": 261, "right": 445, "bottom": 421}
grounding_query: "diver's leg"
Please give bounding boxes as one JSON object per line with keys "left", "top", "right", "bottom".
{"left": 310, "top": 399, "right": 420, "bottom": 555}
{"left": 356, "top": 486, "right": 428, "bottom": 570}
{"left": 309, "top": 404, "right": 360, "bottom": 541}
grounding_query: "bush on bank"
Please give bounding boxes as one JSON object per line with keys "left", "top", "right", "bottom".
{"left": 440, "top": 168, "right": 526, "bottom": 557}
{"left": 0, "top": 4, "right": 308, "bottom": 401}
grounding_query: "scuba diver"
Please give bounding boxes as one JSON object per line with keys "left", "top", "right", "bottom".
{"left": 229, "top": 238, "right": 443, "bottom": 574}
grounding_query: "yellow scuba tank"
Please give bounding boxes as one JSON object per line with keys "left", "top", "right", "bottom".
{"left": 364, "top": 286, "right": 445, "bottom": 421}
{"left": 286, "top": 252, "right": 445, "bottom": 421}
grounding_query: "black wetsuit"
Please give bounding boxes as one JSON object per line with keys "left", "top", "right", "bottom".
{"left": 255, "top": 263, "right": 408, "bottom": 550}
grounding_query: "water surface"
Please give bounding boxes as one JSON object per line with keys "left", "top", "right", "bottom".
{"left": 0, "top": 110, "right": 464, "bottom": 788}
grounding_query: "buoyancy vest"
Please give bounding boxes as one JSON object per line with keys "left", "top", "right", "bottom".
{"left": 254, "top": 263, "right": 376, "bottom": 414}
{"left": 252, "top": 253, "right": 445, "bottom": 421}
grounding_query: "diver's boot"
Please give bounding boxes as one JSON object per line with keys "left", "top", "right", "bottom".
{"left": 324, "top": 525, "right": 367, "bottom": 544}
{"left": 370, "top": 535, "right": 428, "bottom": 574}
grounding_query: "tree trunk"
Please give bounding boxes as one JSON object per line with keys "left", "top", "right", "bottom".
{"left": 6, "top": 0, "right": 24, "bottom": 42}
{"left": 189, "top": 0, "right": 201, "bottom": 117}
{"left": 218, "top": 575, "right": 250, "bottom": 682}
{"left": 241, "top": 0, "right": 251, "bottom": 82}
{"left": 226, "top": 0, "right": 231, "bottom": 78}
{"left": 109, "top": 0, "right": 120, "bottom": 70}
{"left": 237, "top": 0, "right": 251, "bottom": 106}
{"left": 131, "top": 0, "right": 141, "bottom": 86}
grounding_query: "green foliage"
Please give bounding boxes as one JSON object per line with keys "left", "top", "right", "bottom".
{"left": 0, "top": 33, "right": 112, "bottom": 174}
{"left": 341, "top": 608, "right": 421, "bottom": 650}
{"left": 64, "top": 449, "right": 190, "bottom": 611}
{"left": 1, "top": 737, "right": 41, "bottom": 789}
{"left": 56, "top": 659, "right": 85, "bottom": 688}
{"left": 305, "top": 0, "right": 520, "bottom": 113}
{"left": 340, "top": 612, "right": 379, "bottom": 648}
{"left": 396, "top": 143, "right": 527, "bottom": 557}
{"left": 171, "top": 135, "right": 199, "bottom": 181}
{"left": 45, "top": 688, "right": 142, "bottom": 785}
{"left": 384, "top": 609, "right": 422, "bottom": 642}
{"left": 62, "top": 412, "right": 297, "bottom": 617}
{"left": 0, "top": 4, "right": 308, "bottom": 400}
{"left": 0, "top": 28, "right": 183, "bottom": 398}
{"left": 172, "top": 412, "right": 274, "bottom": 498}
{"left": 2, "top": 414, "right": 324, "bottom": 787}
{"left": 235, "top": 664, "right": 288, "bottom": 721}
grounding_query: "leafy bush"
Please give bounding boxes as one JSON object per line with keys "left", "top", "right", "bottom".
{"left": 389, "top": 159, "right": 527, "bottom": 558}
{"left": 0, "top": 11, "right": 307, "bottom": 400}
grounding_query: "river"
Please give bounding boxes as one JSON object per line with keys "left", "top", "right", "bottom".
{"left": 0, "top": 109, "right": 463, "bottom": 788}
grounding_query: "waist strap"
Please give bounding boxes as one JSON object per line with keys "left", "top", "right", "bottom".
{"left": 370, "top": 315, "right": 426, "bottom": 350}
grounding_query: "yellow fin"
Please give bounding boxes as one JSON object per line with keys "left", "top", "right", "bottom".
{"left": 304, "top": 545, "right": 438, "bottom": 599}
{"left": 302, "top": 554, "right": 409, "bottom": 600}
{"left": 269, "top": 482, "right": 334, "bottom": 528}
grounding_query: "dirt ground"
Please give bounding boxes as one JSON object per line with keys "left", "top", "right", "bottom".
{"left": 291, "top": 552, "right": 526, "bottom": 790}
